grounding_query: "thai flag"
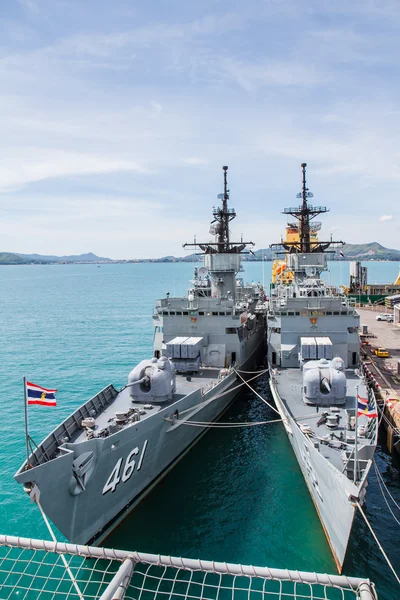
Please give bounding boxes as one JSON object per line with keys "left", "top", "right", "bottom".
{"left": 357, "top": 394, "right": 378, "bottom": 418}
{"left": 26, "top": 381, "right": 57, "bottom": 406}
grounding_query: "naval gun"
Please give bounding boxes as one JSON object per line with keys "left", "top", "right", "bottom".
{"left": 127, "top": 356, "right": 176, "bottom": 403}
{"left": 303, "top": 357, "right": 347, "bottom": 406}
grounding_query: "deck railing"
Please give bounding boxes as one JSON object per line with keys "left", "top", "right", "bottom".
{"left": 0, "top": 535, "right": 378, "bottom": 600}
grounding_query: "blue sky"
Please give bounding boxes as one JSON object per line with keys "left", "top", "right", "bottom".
{"left": 0, "top": 0, "right": 399, "bottom": 258}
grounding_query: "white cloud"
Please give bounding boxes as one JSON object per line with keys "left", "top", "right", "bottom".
{"left": 379, "top": 214, "right": 394, "bottom": 222}
{"left": 0, "top": 150, "right": 149, "bottom": 192}
{"left": 1, "top": 0, "right": 400, "bottom": 258}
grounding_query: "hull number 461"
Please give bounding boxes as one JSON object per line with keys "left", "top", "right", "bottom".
{"left": 102, "top": 440, "right": 148, "bottom": 495}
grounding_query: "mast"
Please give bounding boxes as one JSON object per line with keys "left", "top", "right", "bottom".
{"left": 272, "top": 163, "right": 343, "bottom": 255}
{"left": 217, "top": 166, "right": 230, "bottom": 251}
{"left": 182, "top": 166, "right": 254, "bottom": 300}
{"left": 300, "top": 162, "right": 311, "bottom": 253}
{"left": 183, "top": 166, "right": 253, "bottom": 255}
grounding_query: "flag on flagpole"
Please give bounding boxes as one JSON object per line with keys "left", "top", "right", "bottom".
{"left": 357, "top": 394, "right": 377, "bottom": 418}
{"left": 26, "top": 381, "right": 57, "bottom": 406}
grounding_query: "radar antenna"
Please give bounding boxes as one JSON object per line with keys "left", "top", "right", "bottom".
{"left": 218, "top": 166, "right": 231, "bottom": 250}
{"left": 271, "top": 163, "right": 344, "bottom": 254}
{"left": 183, "top": 166, "right": 254, "bottom": 255}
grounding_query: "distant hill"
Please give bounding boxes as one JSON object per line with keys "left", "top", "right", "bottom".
{"left": 16, "top": 252, "right": 112, "bottom": 263}
{"left": 155, "top": 253, "right": 199, "bottom": 263}
{"left": 0, "top": 252, "right": 34, "bottom": 265}
{"left": 2, "top": 242, "right": 400, "bottom": 266}
{"left": 245, "top": 243, "right": 400, "bottom": 262}
{"left": 340, "top": 242, "right": 400, "bottom": 260}
{"left": 0, "top": 251, "right": 112, "bottom": 265}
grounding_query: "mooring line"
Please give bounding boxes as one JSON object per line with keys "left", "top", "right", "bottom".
{"left": 234, "top": 369, "right": 281, "bottom": 415}
{"left": 31, "top": 487, "right": 84, "bottom": 600}
{"left": 164, "top": 417, "right": 283, "bottom": 428}
{"left": 356, "top": 500, "right": 400, "bottom": 585}
{"left": 177, "top": 368, "right": 269, "bottom": 417}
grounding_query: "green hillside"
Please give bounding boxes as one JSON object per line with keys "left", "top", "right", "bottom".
{"left": 341, "top": 242, "right": 400, "bottom": 260}
{"left": 0, "top": 252, "right": 32, "bottom": 265}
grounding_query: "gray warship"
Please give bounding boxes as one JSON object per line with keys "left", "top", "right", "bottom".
{"left": 15, "top": 166, "right": 266, "bottom": 545}
{"left": 267, "top": 164, "right": 378, "bottom": 572}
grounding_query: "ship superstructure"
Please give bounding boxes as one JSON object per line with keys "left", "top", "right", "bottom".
{"left": 271, "top": 222, "right": 321, "bottom": 286}
{"left": 15, "top": 167, "right": 266, "bottom": 546}
{"left": 267, "top": 164, "right": 378, "bottom": 571}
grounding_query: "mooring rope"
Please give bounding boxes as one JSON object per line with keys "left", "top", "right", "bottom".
{"left": 356, "top": 500, "right": 400, "bottom": 585}
{"left": 234, "top": 369, "right": 281, "bottom": 415}
{"left": 373, "top": 461, "right": 400, "bottom": 528}
{"left": 165, "top": 368, "right": 286, "bottom": 429}
{"left": 235, "top": 367, "right": 269, "bottom": 374}
{"left": 177, "top": 369, "right": 269, "bottom": 417}
{"left": 31, "top": 487, "right": 84, "bottom": 599}
{"left": 374, "top": 460, "right": 400, "bottom": 512}
{"left": 164, "top": 417, "right": 283, "bottom": 428}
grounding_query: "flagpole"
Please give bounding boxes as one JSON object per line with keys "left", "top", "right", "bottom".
{"left": 354, "top": 385, "right": 359, "bottom": 484}
{"left": 23, "top": 376, "right": 30, "bottom": 467}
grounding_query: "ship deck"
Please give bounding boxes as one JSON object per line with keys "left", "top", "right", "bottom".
{"left": 72, "top": 368, "right": 223, "bottom": 444}
{"left": 272, "top": 369, "right": 376, "bottom": 472}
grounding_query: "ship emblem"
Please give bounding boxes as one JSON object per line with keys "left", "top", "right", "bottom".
{"left": 309, "top": 317, "right": 318, "bottom": 325}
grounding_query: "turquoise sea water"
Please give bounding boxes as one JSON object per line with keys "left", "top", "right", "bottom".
{"left": 1, "top": 261, "right": 399, "bottom": 599}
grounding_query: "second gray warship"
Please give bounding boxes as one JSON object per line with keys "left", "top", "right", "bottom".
{"left": 267, "top": 164, "right": 378, "bottom": 572}
{"left": 15, "top": 166, "right": 266, "bottom": 545}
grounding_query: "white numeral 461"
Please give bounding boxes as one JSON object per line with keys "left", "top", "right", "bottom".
{"left": 102, "top": 440, "right": 148, "bottom": 495}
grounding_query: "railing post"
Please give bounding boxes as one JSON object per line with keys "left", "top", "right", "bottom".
{"left": 99, "top": 558, "right": 134, "bottom": 600}
{"left": 358, "top": 581, "right": 377, "bottom": 600}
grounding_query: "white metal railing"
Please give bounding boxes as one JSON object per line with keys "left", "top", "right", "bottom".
{"left": 0, "top": 535, "right": 378, "bottom": 600}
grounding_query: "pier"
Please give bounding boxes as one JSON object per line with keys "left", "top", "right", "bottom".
{"left": 358, "top": 306, "right": 400, "bottom": 453}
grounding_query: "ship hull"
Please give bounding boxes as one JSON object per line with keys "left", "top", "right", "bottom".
{"left": 16, "top": 334, "right": 264, "bottom": 546}
{"left": 269, "top": 377, "right": 369, "bottom": 572}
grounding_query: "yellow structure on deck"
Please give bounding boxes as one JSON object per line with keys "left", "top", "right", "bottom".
{"left": 271, "top": 223, "right": 320, "bottom": 285}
